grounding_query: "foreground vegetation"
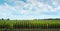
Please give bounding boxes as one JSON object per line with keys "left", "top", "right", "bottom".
{"left": 0, "top": 29, "right": 60, "bottom": 31}
{"left": 0, "top": 20, "right": 60, "bottom": 29}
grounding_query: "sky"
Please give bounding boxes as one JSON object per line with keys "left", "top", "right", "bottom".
{"left": 0, "top": 0, "right": 60, "bottom": 20}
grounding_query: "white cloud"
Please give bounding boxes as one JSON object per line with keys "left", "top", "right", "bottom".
{"left": 0, "top": 0, "right": 60, "bottom": 19}
{"left": 5, "top": 0, "right": 59, "bottom": 12}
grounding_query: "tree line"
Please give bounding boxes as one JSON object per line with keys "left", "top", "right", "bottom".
{"left": 0, "top": 18, "right": 10, "bottom": 20}
{"left": 44, "top": 18, "right": 60, "bottom": 20}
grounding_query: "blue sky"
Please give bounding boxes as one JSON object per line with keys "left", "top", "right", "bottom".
{"left": 0, "top": 0, "right": 60, "bottom": 20}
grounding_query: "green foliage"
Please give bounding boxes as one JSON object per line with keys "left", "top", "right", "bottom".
{"left": 0, "top": 20, "right": 60, "bottom": 29}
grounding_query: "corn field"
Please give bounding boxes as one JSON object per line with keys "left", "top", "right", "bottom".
{"left": 0, "top": 20, "right": 60, "bottom": 29}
